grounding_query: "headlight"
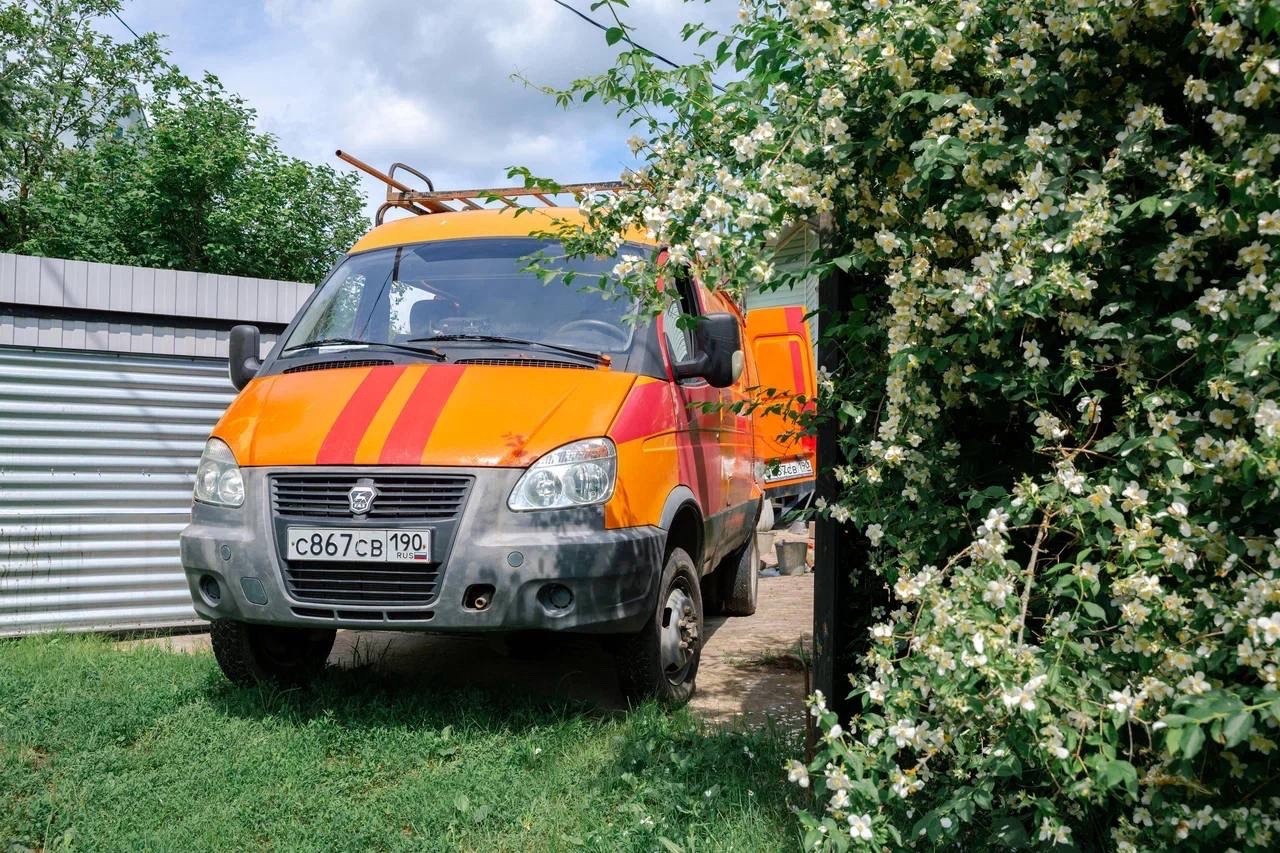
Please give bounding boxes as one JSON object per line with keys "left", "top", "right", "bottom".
{"left": 508, "top": 438, "right": 617, "bottom": 511}
{"left": 193, "top": 438, "right": 245, "bottom": 507}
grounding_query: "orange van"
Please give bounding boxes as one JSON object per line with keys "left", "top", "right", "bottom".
{"left": 181, "top": 195, "right": 815, "bottom": 705}
{"left": 745, "top": 306, "right": 817, "bottom": 519}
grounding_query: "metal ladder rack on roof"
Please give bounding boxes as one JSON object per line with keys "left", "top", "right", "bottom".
{"left": 336, "top": 149, "right": 625, "bottom": 225}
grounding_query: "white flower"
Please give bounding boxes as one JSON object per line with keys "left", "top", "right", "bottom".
{"left": 1035, "top": 411, "right": 1068, "bottom": 440}
{"left": 1251, "top": 613, "right": 1280, "bottom": 645}
{"left": 1056, "top": 463, "right": 1085, "bottom": 495}
{"left": 1022, "top": 339, "right": 1049, "bottom": 370}
{"left": 1121, "top": 482, "right": 1149, "bottom": 512}
{"left": 978, "top": 508, "right": 1009, "bottom": 537}
{"left": 888, "top": 719, "right": 917, "bottom": 748}
{"left": 984, "top": 579, "right": 1013, "bottom": 608}
{"left": 874, "top": 229, "right": 901, "bottom": 253}
{"left": 1177, "top": 671, "right": 1210, "bottom": 695}
{"left": 1258, "top": 211, "right": 1280, "bottom": 236}
{"left": 818, "top": 87, "right": 846, "bottom": 110}
{"left": 786, "top": 759, "right": 810, "bottom": 788}
{"left": 865, "top": 523, "right": 884, "bottom": 547}
{"left": 1255, "top": 399, "right": 1280, "bottom": 440}
{"left": 848, "top": 813, "right": 873, "bottom": 840}
{"left": 1109, "top": 688, "right": 1139, "bottom": 718}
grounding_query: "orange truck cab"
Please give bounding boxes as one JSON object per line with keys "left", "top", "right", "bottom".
{"left": 180, "top": 200, "right": 815, "bottom": 705}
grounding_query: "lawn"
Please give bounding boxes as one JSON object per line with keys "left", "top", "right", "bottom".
{"left": 0, "top": 635, "right": 801, "bottom": 852}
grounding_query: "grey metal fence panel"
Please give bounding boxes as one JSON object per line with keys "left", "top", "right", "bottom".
{"left": 0, "top": 311, "right": 280, "bottom": 359}
{"left": 0, "top": 251, "right": 311, "bottom": 326}
{"left": 0, "top": 346, "right": 235, "bottom": 635}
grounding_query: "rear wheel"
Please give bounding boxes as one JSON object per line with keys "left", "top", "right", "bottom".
{"left": 718, "top": 533, "right": 760, "bottom": 617}
{"left": 210, "top": 619, "right": 335, "bottom": 687}
{"left": 614, "top": 547, "right": 702, "bottom": 707}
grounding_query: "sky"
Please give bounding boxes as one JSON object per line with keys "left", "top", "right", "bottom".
{"left": 99, "top": 0, "right": 739, "bottom": 221}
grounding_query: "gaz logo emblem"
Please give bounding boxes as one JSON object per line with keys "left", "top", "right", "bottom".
{"left": 348, "top": 485, "right": 378, "bottom": 515}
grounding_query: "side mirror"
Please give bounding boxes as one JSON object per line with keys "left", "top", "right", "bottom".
{"left": 228, "top": 324, "right": 262, "bottom": 391}
{"left": 672, "top": 312, "right": 743, "bottom": 388}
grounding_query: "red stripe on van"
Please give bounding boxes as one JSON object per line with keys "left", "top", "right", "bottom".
{"left": 784, "top": 305, "right": 805, "bottom": 337}
{"left": 315, "top": 366, "right": 407, "bottom": 464}
{"left": 608, "top": 381, "right": 679, "bottom": 444}
{"left": 378, "top": 365, "right": 465, "bottom": 464}
{"left": 789, "top": 340, "right": 806, "bottom": 398}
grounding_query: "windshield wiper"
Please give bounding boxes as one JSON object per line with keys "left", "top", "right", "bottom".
{"left": 281, "top": 338, "right": 446, "bottom": 361}
{"left": 405, "top": 334, "right": 610, "bottom": 366}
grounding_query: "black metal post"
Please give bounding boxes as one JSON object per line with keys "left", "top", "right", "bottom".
{"left": 811, "top": 261, "right": 860, "bottom": 723}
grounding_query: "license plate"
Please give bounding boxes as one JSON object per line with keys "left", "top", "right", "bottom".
{"left": 765, "top": 458, "right": 814, "bottom": 483}
{"left": 286, "top": 527, "right": 432, "bottom": 563}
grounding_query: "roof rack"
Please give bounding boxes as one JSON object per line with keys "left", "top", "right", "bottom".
{"left": 336, "top": 150, "right": 625, "bottom": 225}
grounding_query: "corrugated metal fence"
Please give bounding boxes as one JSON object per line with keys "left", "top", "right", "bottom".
{"left": 0, "top": 349, "right": 235, "bottom": 635}
{"left": 0, "top": 251, "right": 309, "bottom": 636}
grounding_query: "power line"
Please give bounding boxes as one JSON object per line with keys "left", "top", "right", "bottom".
{"left": 549, "top": 0, "right": 725, "bottom": 92}
{"left": 109, "top": 7, "right": 142, "bottom": 41}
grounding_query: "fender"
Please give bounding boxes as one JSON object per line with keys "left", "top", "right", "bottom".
{"left": 659, "top": 485, "right": 701, "bottom": 531}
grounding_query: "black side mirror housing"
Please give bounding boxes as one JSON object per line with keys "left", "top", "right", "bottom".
{"left": 228, "top": 324, "right": 262, "bottom": 391}
{"left": 672, "top": 312, "right": 744, "bottom": 388}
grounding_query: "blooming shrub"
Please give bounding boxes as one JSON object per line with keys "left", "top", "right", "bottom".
{"left": 541, "top": 0, "right": 1280, "bottom": 848}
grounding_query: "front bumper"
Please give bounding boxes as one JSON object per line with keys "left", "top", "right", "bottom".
{"left": 180, "top": 467, "right": 663, "bottom": 634}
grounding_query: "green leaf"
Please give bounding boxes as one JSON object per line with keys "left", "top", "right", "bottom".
{"left": 1099, "top": 759, "right": 1139, "bottom": 796}
{"left": 1182, "top": 725, "right": 1205, "bottom": 760}
{"left": 1223, "top": 711, "right": 1254, "bottom": 748}
{"left": 605, "top": 26, "right": 625, "bottom": 45}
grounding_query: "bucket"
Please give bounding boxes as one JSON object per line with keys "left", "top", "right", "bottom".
{"left": 775, "top": 540, "right": 809, "bottom": 575}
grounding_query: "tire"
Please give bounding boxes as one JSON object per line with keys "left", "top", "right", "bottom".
{"left": 719, "top": 532, "right": 760, "bottom": 617}
{"left": 614, "top": 547, "right": 703, "bottom": 707}
{"left": 210, "top": 619, "right": 336, "bottom": 687}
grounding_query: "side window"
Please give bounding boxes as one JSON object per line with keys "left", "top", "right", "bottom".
{"left": 388, "top": 281, "right": 437, "bottom": 339}
{"left": 661, "top": 275, "right": 702, "bottom": 367}
{"left": 289, "top": 271, "right": 364, "bottom": 343}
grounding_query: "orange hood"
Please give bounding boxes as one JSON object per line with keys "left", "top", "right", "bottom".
{"left": 214, "top": 363, "right": 640, "bottom": 468}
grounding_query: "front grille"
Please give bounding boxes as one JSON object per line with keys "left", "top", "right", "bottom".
{"left": 284, "top": 563, "right": 442, "bottom": 606}
{"left": 284, "top": 358, "right": 394, "bottom": 374}
{"left": 455, "top": 357, "right": 591, "bottom": 369}
{"left": 271, "top": 473, "right": 471, "bottom": 520}
{"left": 271, "top": 472, "right": 471, "bottom": 607}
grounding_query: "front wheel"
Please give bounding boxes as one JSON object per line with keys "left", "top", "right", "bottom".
{"left": 614, "top": 547, "right": 703, "bottom": 707}
{"left": 210, "top": 619, "right": 336, "bottom": 687}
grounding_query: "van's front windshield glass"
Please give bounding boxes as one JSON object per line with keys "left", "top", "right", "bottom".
{"left": 283, "top": 238, "right": 643, "bottom": 357}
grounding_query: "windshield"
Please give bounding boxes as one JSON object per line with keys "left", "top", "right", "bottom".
{"left": 283, "top": 238, "right": 641, "bottom": 355}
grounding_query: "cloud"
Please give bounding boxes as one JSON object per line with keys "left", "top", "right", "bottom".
{"left": 110, "top": 0, "right": 738, "bottom": 222}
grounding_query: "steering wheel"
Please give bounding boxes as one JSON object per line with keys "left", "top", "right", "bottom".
{"left": 553, "top": 319, "right": 629, "bottom": 346}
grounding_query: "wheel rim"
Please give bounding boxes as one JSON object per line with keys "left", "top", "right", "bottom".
{"left": 658, "top": 583, "right": 698, "bottom": 685}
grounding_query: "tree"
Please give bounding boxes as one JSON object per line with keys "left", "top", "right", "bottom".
{"left": 0, "top": 0, "right": 162, "bottom": 246}
{"left": 19, "top": 73, "right": 368, "bottom": 282}
{"left": 0, "top": 0, "right": 367, "bottom": 283}
{"left": 534, "top": 1, "right": 1280, "bottom": 849}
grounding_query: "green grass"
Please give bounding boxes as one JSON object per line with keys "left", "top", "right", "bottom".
{"left": 0, "top": 635, "right": 801, "bottom": 852}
